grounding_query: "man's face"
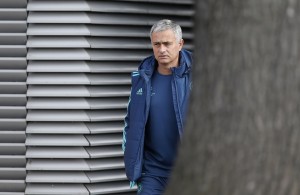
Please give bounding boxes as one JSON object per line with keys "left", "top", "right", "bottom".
{"left": 151, "top": 29, "right": 184, "bottom": 68}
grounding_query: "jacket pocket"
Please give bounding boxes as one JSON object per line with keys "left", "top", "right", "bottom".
{"left": 124, "top": 121, "right": 144, "bottom": 181}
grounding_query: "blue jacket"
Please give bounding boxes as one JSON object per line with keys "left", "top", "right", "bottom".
{"left": 122, "top": 49, "right": 193, "bottom": 185}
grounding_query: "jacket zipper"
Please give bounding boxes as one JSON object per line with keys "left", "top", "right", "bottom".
{"left": 172, "top": 70, "right": 184, "bottom": 139}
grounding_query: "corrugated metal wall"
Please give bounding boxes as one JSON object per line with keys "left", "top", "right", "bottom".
{"left": 0, "top": 0, "right": 27, "bottom": 194}
{"left": 0, "top": 0, "right": 194, "bottom": 194}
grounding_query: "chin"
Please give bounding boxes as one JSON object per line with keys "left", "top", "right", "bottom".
{"left": 158, "top": 59, "right": 169, "bottom": 64}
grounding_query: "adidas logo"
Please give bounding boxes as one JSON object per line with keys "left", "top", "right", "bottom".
{"left": 136, "top": 88, "right": 143, "bottom": 95}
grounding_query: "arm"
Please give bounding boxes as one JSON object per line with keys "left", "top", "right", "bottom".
{"left": 122, "top": 94, "right": 131, "bottom": 152}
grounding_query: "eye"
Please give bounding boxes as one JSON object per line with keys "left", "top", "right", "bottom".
{"left": 164, "top": 42, "right": 172, "bottom": 46}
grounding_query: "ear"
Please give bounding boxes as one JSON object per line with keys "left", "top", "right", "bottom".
{"left": 179, "top": 39, "right": 184, "bottom": 50}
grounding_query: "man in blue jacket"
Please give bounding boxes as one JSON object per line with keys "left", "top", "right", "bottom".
{"left": 123, "top": 19, "right": 192, "bottom": 195}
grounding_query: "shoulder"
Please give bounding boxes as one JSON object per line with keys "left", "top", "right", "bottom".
{"left": 130, "top": 70, "right": 142, "bottom": 87}
{"left": 138, "top": 55, "right": 156, "bottom": 72}
{"left": 130, "top": 54, "right": 156, "bottom": 83}
{"left": 131, "top": 71, "right": 140, "bottom": 77}
{"left": 181, "top": 49, "right": 193, "bottom": 67}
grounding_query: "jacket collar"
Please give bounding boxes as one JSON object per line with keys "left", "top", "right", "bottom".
{"left": 138, "top": 49, "right": 192, "bottom": 79}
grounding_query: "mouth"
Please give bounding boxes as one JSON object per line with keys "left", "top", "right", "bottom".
{"left": 159, "top": 55, "right": 168, "bottom": 59}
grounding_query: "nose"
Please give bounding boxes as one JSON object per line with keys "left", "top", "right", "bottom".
{"left": 158, "top": 45, "right": 167, "bottom": 53}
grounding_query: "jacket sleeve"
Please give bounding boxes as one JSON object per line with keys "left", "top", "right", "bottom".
{"left": 123, "top": 70, "right": 139, "bottom": 152}
{"left": 122, "top": 90, "right": 131, "bottom": 152}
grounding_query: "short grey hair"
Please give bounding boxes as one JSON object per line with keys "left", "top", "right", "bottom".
{"left": 150, "top": 19, "right": 182, "bottom": 43}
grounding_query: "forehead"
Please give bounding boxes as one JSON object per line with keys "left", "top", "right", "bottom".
{"left": 151, "top": 29, "right": 176, "bottom": 42}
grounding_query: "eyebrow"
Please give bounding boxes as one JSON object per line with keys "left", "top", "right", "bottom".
{"left": 153, "top": 41, "right": 172, "bottom": 44}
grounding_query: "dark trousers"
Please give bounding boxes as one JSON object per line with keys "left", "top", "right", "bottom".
{"left": 137, "top": 175, "right": 169, "bottom": 195}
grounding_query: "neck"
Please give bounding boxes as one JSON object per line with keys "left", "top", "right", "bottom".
{"left": 157, "top": 58, "right": 180, "bottom": 75}
{"left": 157, "top": 65, "right": 173, "bottom": 75}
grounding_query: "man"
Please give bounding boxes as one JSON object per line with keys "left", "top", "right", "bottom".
{"left": 122, "top": 19, "right": 193, "bottom": 195}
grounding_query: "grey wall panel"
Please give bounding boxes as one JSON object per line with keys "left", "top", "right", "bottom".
{"left": 0, "top": 155, "right": 26, "bottom": 167}
{"left": 0, "top": 9, "right": 26, "bottom": 21}
{"left": 86, "top": 169, "right": 127, "bottom": 182}
{"left": 26, "top": 135, "right": 89, "bottom": 146}
{"left": 26, "top": 147, "right": 90, "bottom": 158}
{"left": 0, "top": 95, "right": 26, "bottom": 106}
{"left": 0, "top": 143, "right": 25, "bottom": 155}
{"left": 0, "top": 33, "right": 26, "bottom": 45}
{"left": 86, "top": 181, "right": 137, "bottom": 195}
{"left": 0, "top": 0, "right": 27, "bottom": 8}
{"left": 0, "top": 119, "right": 26, "bottom": 131}
{"left": 86, "top": 146, "right": 123, "bottom": 158}
{"left": 26, "top": 159, "right": 90, "bottom": 171}
{"left": 0, "top": 46, "right": 27, "bottom": 57}
{"left": 0, "top": 168, "right": 26, "bottom": 179}
{"left": 0, "top": 131, "right": 25, "bottom": 142}
{"left": 0, "top": 21, "right": 27, "bottom": 33}
{"left": 25, "top": 184, "right": 89, "bottom": 195}
{"left": 0, "top": 0, "right": 27, "bottom": 194}
{"left": 27, "top": 122, "right": 90, "bottom": 134}
{"left": 0, "top": 83, "right": 27, "bottom": 94}
{"left": 25, "top": 0, "right": 194, "bottom": 194}
{"left": 87, "top": 158, "right": 124, "bottom": 171}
